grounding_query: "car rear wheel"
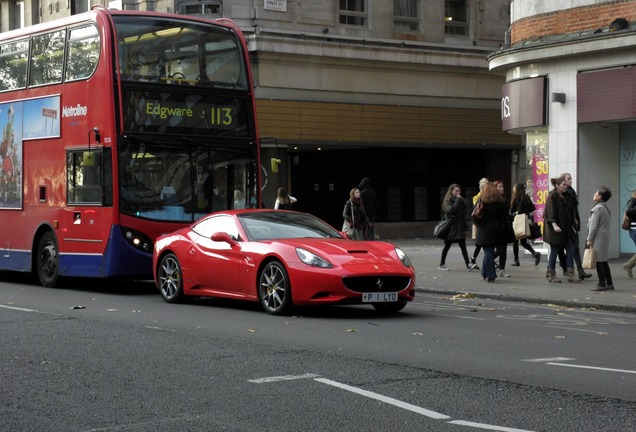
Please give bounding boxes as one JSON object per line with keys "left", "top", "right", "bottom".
{"left": 372, "top": 300, "right": 407, "bottom": 314}
{"left": 158, "top": 253, "right": 186, "bottom": 303}
{"left": 259, "top": 261, "right": 292, "bottom": 315}
{"left": 36, "top": 231, "right": 59, "bottom": 288}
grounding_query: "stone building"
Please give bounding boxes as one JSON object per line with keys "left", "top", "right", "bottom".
{"left": 1, "top": 0, "right": 517, "bottom": 234}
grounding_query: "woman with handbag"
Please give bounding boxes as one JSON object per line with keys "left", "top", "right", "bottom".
{"left": 343, "top": 188, "right": 368, "bottom": 240}
{"left": 510, "top": 182, "right": 541, "bottom": 266}
{"left": 474, "top": 182, "right": 509, "bottom": 282}
{"left": 438, "top": 184, "right": 476, "bottom": 271}
{"left": 586, "top": 186, "right": 614, "bottom": 291}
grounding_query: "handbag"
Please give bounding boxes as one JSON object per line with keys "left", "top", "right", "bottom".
{"left": 582, "top": 247, "right": 597, "bottom": 269}
{"left": 471, "top": 200, "right": 483, "bottom": 224}
{"left": 342, "top": 220, "right": 354, "bottom": 237}
{"left": 434, "top": 217, "right": 453, "bottom": 240}
{"left": 513, "top": 213, "right": 530, "bottom": 240}
{"left": 622, "top": 213, "right": 630, "bottom": 230}
{"left": 529, "top": 222, "right": 542, "bottom": 240}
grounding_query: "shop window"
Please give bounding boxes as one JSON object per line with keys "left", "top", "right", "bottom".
{"left": 394, "top": 0, "right": 418, "bottom": 32}
{"left": 445, "top": 0, "right": 468, "bottom": 36}
{"left": 340, "top": 0, "right": 366, "bottom": 27}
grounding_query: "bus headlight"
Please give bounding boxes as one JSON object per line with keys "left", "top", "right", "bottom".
{"left": 121, "top": 227, "right": 153, "bottom": 253}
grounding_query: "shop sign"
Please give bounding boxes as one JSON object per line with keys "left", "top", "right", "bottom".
{"left": 501, "top": 77, "right": 547, "bottom": 132}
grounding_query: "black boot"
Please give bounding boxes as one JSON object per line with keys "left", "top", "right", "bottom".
{"left": 578, "top": 267, "right": 592, "bottom": 280}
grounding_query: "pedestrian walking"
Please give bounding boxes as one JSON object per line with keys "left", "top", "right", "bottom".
{"left": 510, "top": 182, "right": 541, "bottom": 266}
{"left": 544, "top": 174, "right": 578, "bottom": 283}
{"left": 474, "top": 182, "right": 509, "bottom": 282}
{"left": 438, "top": 184, "right": 476, "bottom": 271}
{"left": 358, "top": 177, "right": 379, "bottom": 240}
{"left": 563, "top": 173, "right": 592, "bottom": 280}
{"left": 470, "top": 177, "right": 489, "bottom": 270}
{"left": 343, "top": 188, "right": 368, "bottom": 240}
{"left": 586, "top": 186, "right": 614, "bottom": 291}
{"left": 493, "top": 180, "right": 511, "bottom": 277}
{"left": 621, "top": 191, "right": 636, "bottom": 277}
{"left": 274, "top": 187, "right": 297, "bottom": 210}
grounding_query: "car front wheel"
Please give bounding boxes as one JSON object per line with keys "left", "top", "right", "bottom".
{"left": 158, "top": 253, "right": 186, "bottom": 303}
{"left": 259, "top": 261, "right": 292, "bottom": 315}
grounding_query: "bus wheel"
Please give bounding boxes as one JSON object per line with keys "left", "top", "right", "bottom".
{"left": 36, "top": 231, "right": 59, "bottom": 288}
{"left": 157, "top": 253, "right": 185, "bottom": 303}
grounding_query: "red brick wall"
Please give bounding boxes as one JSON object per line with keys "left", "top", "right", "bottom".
{"left": 511, "top": 1, "right": 636, "bottom": 44}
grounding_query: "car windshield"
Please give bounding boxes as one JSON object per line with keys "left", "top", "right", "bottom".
{"left": 238, "top": 211, "right": 343, "bottom": 241}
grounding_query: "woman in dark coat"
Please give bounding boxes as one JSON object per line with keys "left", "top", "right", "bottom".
{"left": 438, "top": 184, "right": 476, "bottom": 271}
{"left": 544, "top": 174, "right": 577, "bottom": 282}
{"left": 510, "top": 182, "right": 541, "bottom": 266}
{"left": 343, "top": 188, "right": 368, "bottom": 240}
{"left": 475, "top": 182, "right": 509, "bottom": 282}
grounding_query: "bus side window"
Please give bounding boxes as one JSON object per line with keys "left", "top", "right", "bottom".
{"left": 65, "top": 25, "right": 100, "bottom": 81}
{"left": 67, "top": 150, "right": 103, "bottom": 205}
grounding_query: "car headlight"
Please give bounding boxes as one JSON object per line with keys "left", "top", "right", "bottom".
{"left": 395, "top": 247, "right": 412, "bottom": 268}
{"left": 296, "top": 248, "right": 333, "bottom": 268}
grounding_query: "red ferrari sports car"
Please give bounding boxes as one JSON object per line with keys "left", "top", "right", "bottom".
{"left": 153, "top": 209, "right": 416, "bottom": 315}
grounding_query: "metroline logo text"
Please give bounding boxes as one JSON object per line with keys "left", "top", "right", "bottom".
{"left": 62, "top": 104, "right": 88, "bottom": 117}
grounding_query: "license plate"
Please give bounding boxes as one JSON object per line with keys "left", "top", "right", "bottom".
{"left": 361, "top": 292, "right": 398, "bottom": 303}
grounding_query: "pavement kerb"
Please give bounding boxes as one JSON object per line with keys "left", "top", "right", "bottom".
{"left": 415, "top": 287, "right": 636, "bottom": 314}
{"left": 386, "top": 237, "right": 636, "bottom": 315}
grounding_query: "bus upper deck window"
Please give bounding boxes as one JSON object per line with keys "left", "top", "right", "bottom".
{"left": 65, "top": 25, "right": 100, "bottom": 81}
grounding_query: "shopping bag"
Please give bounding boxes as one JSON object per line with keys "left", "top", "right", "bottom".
{"left": 513, "top": 213, "right": 530, "bottom": 240}
{"left": 433, "top": 218, "right": 453, "bottom": 240}
{"left": 342, "top": 220, "right": 354, "bottom": 238}
{"left": 582, "top": 247, "right": 597, "bottom": 269}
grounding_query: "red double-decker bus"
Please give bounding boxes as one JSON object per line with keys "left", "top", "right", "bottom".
{"left": 0, "top": 7, "right": 261, "bottom": 287}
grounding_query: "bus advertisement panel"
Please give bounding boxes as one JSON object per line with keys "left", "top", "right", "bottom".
{"left": 0, "top": 8, "right": 260, "bottom": 287}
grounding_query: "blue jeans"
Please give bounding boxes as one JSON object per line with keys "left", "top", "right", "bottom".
{"left": 630, "top": 228, "right": 636, "bottom": 247}
{"left": 481, "top": 246, "right": 497, "bottom": 280}
{"left": 548, "top": 239, "right": 574, "bottom": 271}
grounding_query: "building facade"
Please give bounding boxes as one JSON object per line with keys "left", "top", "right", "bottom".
{"left": 1, "top": 0, "right": 518, "bottom": 234}
{"left": 489, "top": 0, "right": 636, "bottom": 256}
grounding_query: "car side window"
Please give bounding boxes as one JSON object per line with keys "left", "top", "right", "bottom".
{"left": 193, "top": 215, "right": 240, "bottom": 240}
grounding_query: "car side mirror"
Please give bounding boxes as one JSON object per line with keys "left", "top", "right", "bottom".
{"left": 211, "top": 232, "right": 238, "bottom": 247}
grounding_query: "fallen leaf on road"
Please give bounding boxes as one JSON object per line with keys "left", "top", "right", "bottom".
{"left": 346, "top": 329, "right": 358, "bottom": 333}
{"left": 596, "top": 332, "right": 607, "bottom": 336}
{"left": 70, "top": 305, "right": 86, "bottom": 309}
{"left": 451, "top": 292, "right": 475, "bottom": 299}
{"left": 412, "top": 332, "right": 423, "bottom": 336}
{"left": 554, "top": 336, "right": 566, "bottom": 339}
{"left": 247, "top": 328, "right": 256, "bottom": 333}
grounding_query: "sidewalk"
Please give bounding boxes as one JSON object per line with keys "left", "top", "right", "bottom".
{"left": 389, "top": 238, "right": 636, "bottom": 314}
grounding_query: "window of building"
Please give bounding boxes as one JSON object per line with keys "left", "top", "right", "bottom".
{"left": 179, "top": 1, "right": 222, "bottom": 17}
{"left": 394, "top": 0, "right": 418, "bottom": 32}
{"left": 16, "top": 1, "right": 25, "bottom": 29}
{"left": 340, "top": 0, "right": 366, "bottom": 27}
{"left": 71, "top": 0, "right": 90, "bottom": 15}
{"left": 445, "top": 0, "right": 468, "bottom": 36}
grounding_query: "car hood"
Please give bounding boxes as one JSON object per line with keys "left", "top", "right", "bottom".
{"left": 271, "top": 238, "right": 410, "bottom": 271}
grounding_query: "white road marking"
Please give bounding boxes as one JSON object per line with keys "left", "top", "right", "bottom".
{"left": 248, "top": 373, "right": 320, "bottom": 383}
{"left": 449, "top": 420, "right": 536, "bottom": 431}
{"left": 0, "top": 304, "right": 42, "bottom": 313}
{"left": 547, "top": 362, "right": 636, "bottom": 375}
{"left": 251, "top": 373, "right": 539, "bottom": 430}
{"left": 523, "top": 357, "right": 574, "bottom": 362}
{"left": 435, "top": 313, "right": 486, "bottom": 320}
{"left": 314, "top": 377, "right": 450, "bottom": 420}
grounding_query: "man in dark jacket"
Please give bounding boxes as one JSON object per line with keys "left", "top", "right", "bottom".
{"left": 563, "top": 173, "right": 592, "bottom": 280}
{"left": 358, "top": 177, "right": 379, "bottom": 240}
